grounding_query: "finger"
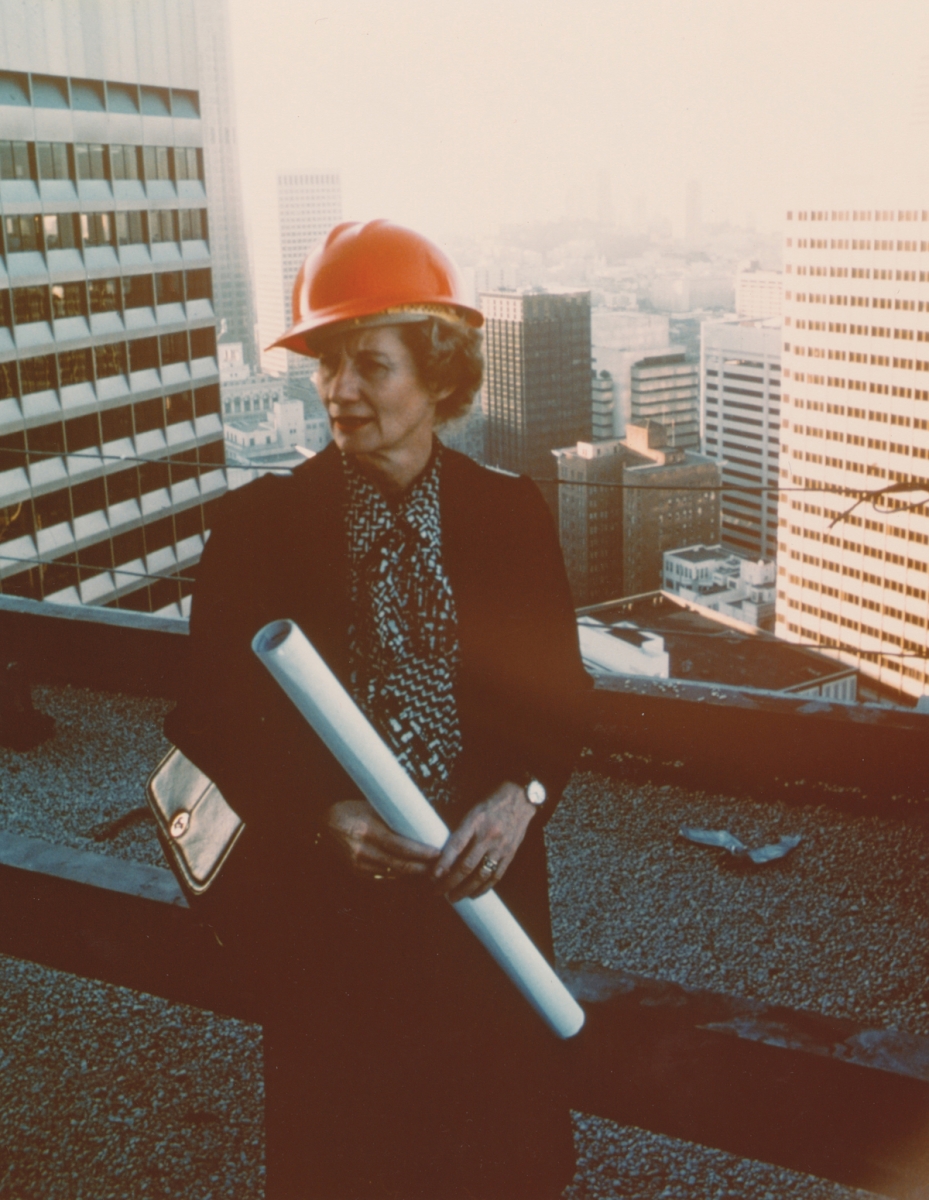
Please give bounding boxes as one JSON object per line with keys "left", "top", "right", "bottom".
{"left": 432, "top": 819, "right": 479, "bottom": 881}
{"left": 439, "top": 839, "right": 507, "bottom": 900}
{"left": 369, "top": 826, "right": 441, "bottom": 865}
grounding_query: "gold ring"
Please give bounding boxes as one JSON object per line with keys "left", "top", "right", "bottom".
{"left": 478, "top": 855, "right": 500, "bottom": 876}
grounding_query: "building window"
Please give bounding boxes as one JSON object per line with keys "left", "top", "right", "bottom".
{"left": 58, "top": 348, "right": 93, "bottom": 388}
{"left": 19, "top": 355, "right": 58, "bottom": 395}
{"left": 149, "top": 210, "right": 177, "bottom": 243}
{"left": 94, "top": 341, "right": 127, "bottom": 379}
{"left": 194, "top": 383, "right": 220, "bottom": 416}
{"left": 0, "top": 140, "right": 31, "bottom": 180}
{"left": 13, "top": 286, "right": 50, "bottom": 325}
{"left": 185, "top": 268, "right": 212, "bottom": 301}
{"left": 156, "top": 271, "right": 184, "bottom": 305}
{"left": 178, "top": 209, "right": 205, "bottom": 240}
{"left": 115, "top": 210, "right": 147, "bottom": 245}
{"left": 43, "top": 212, "right": 79, "bottom": 250}
{"left": 0, "top": 361, "right": 17, "bottom": 400}
{"left": 74, "top": 143, "right": 107, "bottom": 181}
{"left": 129, "top": 337, "right": 159, "bottom": 373}
{"left": 123, "top": 274, "right": 154, "bottom": 310}
{"left": 174, "top": 146, "right": 202, "bottom": 182}
{"left": 88, "top": 277, "right": 121, "bottom": 314}
{"left": 190, "top": 326, "right": 217, "bottom": 360}
{"left": 4, "top": 214, "right": 41, "bottom": 253}
{"left": 142, "top": 146, "right": 172, "bottom": 182}
{"left": 0, "top": 289, "right": 10, "bottom": 329}
{"left": 102, "top": 406, "right": 133, "bottom": 444}
{"left": 36, "top": 142, "right": 70, "bottom": 180}
{"left": 110, "top": 144, "right": 141, "bottom": 181}
{"left": 134, "top": 396, "right": 165, "bottom": 434}
{"left": 71, "top": 78, "right": 105, "bottom": 112}
{"left": 165, "top": 390, "right": 193, "bottom": 424}
{"left": 81, "top": 212, "right": 113, "bottom": 248}
{"left": 160, "top": 331, "right": 188, "bottom": 365}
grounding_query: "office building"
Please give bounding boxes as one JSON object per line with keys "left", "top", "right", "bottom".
{"left": 255, "top": 171, "right": 341, "bottom": 379}
{"left": 553, "top": 439, "right": 625, "bottom": 607}
{"left": 482, "top": 289, "right": 592, "bottom": 496}
{"left": 736, "top": 263, "right": 783, "bottom": 320}
{"left": 554, "top": 422, "right": 720, "bottom": 603}
{"left": 590, "top": 310, "right": 672, "bottom": 438}
{"left": 0, "top": 0, "right": 225, "bottom": 616}
{"left": 193, "top": 0, "right": 257, "bottom": 368}
{"left": 701, "top": 317, "right": 782, "bottom": 558}
{"left": 630, "top": 351, "right": 700, "bottom": 450}
{"left": 776, "top": 206, "right": 929, "bottom": 700}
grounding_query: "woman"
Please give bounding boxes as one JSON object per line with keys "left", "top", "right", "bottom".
{"left": 166, "top": 220, "right": 591, "bottom": 1199}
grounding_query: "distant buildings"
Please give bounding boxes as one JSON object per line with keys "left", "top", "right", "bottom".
{"left": 701, "top": 317, "right": 782, "bottom": 558}
{"left": 255, "top": 170, "right": 341, "bottom": 378}
{"left": 776, "top": 206, "right": 929, "bottom": 701}
{"left": 554, "top": 421, "right": 720, "bottom": 604}
{"left": 663, "top": 544, "right": 776, "bottom": 630}
{"left": 481, "top": 289, "right": 591, "bottom": 508}
{"left": 577, "top": 591, "right": 858, "bottom": 700}
{"left": 735, "top": 262, "right": 783, "bottom": 320}
{"left": 194, "top": 0, "right": 257, "bottom": 368}
{"left": 0, "top": 0, "right": 225, "bottom": 617}
{"left": 590, "top": 310, "right": 672, "bottom": 439}
{"left": 630, "top": 351, "right": 700, "bottom": 450}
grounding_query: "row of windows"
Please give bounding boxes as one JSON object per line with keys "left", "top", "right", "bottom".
{"left": 788, "top": 210, "right": 928, "bottom": 223}
{"left": 2, "top": 208, "right": 207, "bottom": 258}
{"left": 790, "top": 371, "right": 929, "bottom": 396}
{"left": 0, "top": 328, "right": 217, "bottom": 400}
{"left": 780, "top": 624, "right": 927, "bottom": 682}
{"left": 0, "top": 270, "right": 211, "bottom": 327}
{"left": 0, "top": 70, "right": 198, "bottom": 119}
{"left": 787, "top": 576, "right": 927, "bottom": 621}
{"left": 0, "top": 386, "right": 221, "bottom": 479}
{"left": 0, "top": 140, "right": 202, "bottom": 187}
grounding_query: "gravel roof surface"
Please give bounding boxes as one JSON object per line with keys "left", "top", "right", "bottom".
{"left": 2, "top": 686, "right": 916, "bottom": 1197}
{"left": 0, "top": 955, "right": 879, "bottom": 1200}
{"left": 0, "top": 685, "right": 171, "bottom": 868}
{"left": 547, "top": 769, "right": 929, "bottom": 1036}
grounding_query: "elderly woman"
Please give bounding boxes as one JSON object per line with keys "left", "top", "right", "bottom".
{"left": 166, "top": 220, "right": 590, "bottom": 1199}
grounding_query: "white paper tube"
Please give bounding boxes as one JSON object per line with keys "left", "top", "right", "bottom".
{"left": 252, "top": 618, "right": 585, "bottom": 1040}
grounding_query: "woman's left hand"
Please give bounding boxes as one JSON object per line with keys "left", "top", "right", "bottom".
{"left": 431, "top": 781, "right": 536, "bottom": 902}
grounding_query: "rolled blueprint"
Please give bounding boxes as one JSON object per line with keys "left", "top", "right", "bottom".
{"left": 252, "top": 618, "right": 585, "bottom": 1040}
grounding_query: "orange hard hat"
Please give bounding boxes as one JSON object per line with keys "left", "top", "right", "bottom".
{"left": 269, "top": 219, "right": 483, "bottom": 358}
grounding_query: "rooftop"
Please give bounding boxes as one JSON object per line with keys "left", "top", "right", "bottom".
{"left": 581, "top": 592, "right": 855, "bottom": 692}
{"left": 2, "top": 600, "right": 929, "bottom": 1198}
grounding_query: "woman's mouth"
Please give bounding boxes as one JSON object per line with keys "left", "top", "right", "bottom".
{"left": 331, "top": 416, "right": 372, "bottom": 433}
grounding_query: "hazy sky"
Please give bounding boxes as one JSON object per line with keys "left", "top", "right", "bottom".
{"left": 227, "top": 0, "right": 928, "bottom": 245}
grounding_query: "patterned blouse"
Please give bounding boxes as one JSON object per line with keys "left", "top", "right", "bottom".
{"left": 343, "top": 445, "right": 462, "bottom": 808}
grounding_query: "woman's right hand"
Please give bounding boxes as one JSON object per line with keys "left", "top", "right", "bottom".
{"left": 326, "top": 800, "right": 440, "bottom": 880}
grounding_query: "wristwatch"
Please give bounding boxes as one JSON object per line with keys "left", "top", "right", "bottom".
{"left": 518, "top": 772, "right": 547, "bottom": 807}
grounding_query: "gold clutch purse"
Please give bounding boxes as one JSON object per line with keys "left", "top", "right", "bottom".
{"left": 146, "top": 746, "right": 244, "bottom": 896}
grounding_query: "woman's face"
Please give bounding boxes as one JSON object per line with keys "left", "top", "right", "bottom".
{"left": 314, "top": 325, "right": 440, "bottom": 467}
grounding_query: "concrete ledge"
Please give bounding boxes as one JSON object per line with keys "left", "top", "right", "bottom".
{"left": 0, "top": 830, "right": 187, "bottom": 907}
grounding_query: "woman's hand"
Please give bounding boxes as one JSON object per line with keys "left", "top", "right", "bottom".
{"left": 326, "top": 799, "right": 440, "bottom": 879}
{"left": 431, "top": 782, "right": 536, "bottom": 902}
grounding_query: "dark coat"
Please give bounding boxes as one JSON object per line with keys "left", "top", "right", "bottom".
{"left": 165, "top": 443, "right": 591, "bottom": 1200}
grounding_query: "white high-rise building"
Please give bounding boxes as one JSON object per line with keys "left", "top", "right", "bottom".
{"left": 0, "top": 0, "right": 226, "bottom": 618}
{"left": 776, "top": 206, "right": 929, "bottom": 701}
{"left": 702, "top": 317, "right": 782, "bottom": 559}
{"left": 255, "top": 171, "right": 341, "bottom": 379}
{"left": 193, "top": 0, "right": 257, "bottom": 369}
{"left": 735, "top": 264, "right": 783, "bottom": 321}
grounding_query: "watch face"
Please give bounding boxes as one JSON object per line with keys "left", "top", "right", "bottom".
{"left": 526, "top": 778, "right": 546, "bottom": 806}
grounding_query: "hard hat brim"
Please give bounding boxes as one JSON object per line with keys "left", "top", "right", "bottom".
{"left": 268, "top": 300, "right": 483, "bottom": 358}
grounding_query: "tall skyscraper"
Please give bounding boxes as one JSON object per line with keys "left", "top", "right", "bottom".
{"left": 776, "top": 206, "right": 929, "bottom": 700}
{"left": 0, "top": 0, "right": 225, "bottom": 617}
{"left": 482, "top": 290, "right": 592, "bottom": 499}
{"left": 255, "top": 171, "right": 341, "bottom": 381}
{"left": 630, "top": 351, "right": 700, "bottom": 450}
{"left": 193, "top": 0, "right": 257, "bottom": 369}
{"left": 701, "top": 316, "right": 782, "bottom": 559}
